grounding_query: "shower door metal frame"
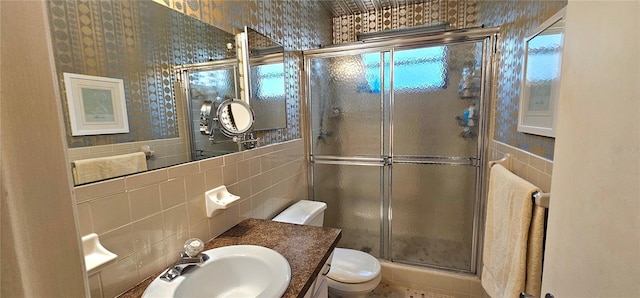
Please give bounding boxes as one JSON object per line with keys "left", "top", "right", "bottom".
{"left": 303, "top": 27, "right": 499, "bottom": 274}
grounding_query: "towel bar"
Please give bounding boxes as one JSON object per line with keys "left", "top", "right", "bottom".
{"left": 490, "top": 154, "right": 550, "bottom": 208}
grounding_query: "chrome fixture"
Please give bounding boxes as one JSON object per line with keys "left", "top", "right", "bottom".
{"left": 160, "top": 238, "right": 208, "bottom": 282}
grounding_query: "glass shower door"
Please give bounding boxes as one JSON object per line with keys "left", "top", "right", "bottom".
{"left": 306, "top": 34, "right": 492, "bottom": 273}
{"left": 390, "top": 41, "right": 484, "bottom": 271}
{"left": 308, "top": 51, "right": 387, "bottom": 257}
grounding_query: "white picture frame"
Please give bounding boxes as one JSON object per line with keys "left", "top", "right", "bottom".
{"left": 63, "top": 73, "right": 129, "bottom": 136}
{"left": 517, "top": 8, "right": 565, "bottom": 138}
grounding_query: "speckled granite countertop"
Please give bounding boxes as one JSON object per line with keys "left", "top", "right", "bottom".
{"left": 118, "top": 218, "right": 341, "bottom": 298}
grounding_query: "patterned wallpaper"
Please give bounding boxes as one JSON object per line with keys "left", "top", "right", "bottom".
{"left": 50, "top": 0, "right": 332, "bottom": 149}
{"left": 478, "top": 0, "right": 566, "bottom": 160}
{"left": 332, "top": 0, "right": 480, "bottom": 44}
{"left": 48, "top": 0, "right": 234, "bottom": 148}
{"left": 330, "top": 0, "right": 564, "bottom": 160}
{"left": 154, "top": 0, "right": 334, "bottom": 145}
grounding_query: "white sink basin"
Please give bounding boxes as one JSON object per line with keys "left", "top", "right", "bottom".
{"left": 142, "top": 245, "right": 291, "bottom": 298}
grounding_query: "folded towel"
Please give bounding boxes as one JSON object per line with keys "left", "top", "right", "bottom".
{"left": 481, "top": 164, "right": 540, "bottom": 298}
{"left": 73, "top": 152, "right": 147, "bottom": 184}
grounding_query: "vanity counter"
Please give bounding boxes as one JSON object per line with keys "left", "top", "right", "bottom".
{"left": 118, "top": 218, "right": 341, "bottom": 298}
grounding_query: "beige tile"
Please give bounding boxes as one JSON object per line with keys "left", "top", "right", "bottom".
{"left": 451, "top": 276, "right": 473, "bottom": 294}
{"left": 100, "top": 256, "right": 139, "bottom": 298}
{"left": 132, "top": 214, "right": 164, "bottom": 252}
{"left": 204, "top": 167, "right": 224, "bottom": 190}
{"left": 544, "top": 160, "right": 554, "bottom": 175}
{"left": 199, "top": 156, "right": 224, "bottom": 171}
{"left": 129, "top": 185, "right": 162, "bottom": 221}
{"left": 100, "top": 225, "right": 135, "bottom": 261}
{"left": 539, "top": 172, "right": 552, "bottom": 193}
{"left": 260, "top": 154, "right": 273, "bottom": 172}
{"left": 222, "top": 163, "right": 238, "bottom": 185}
{"left": 224, "top": 204, "right": 241, "bottom": 229}
{"left": 164, "top": 228, "right": 190, "bottom": 257}
{"left": 223, "top": 152, "right": 244, "bottom": 164}
{"left": 249, "top": 156, "right": 262, "bottom": 176}
{"left": 160, "top": 178, "right": 186, "bottom": 209}
{"left": 126, "top": 169, "right": 168, "bottom": 189}
{"left": 189, "top": 218, "right": 210, "bottom": 242}
{"left": 88, "top": 273, "right": 103, "bottom": 298}
{"left": 162, "top": 205, "right": 189, "bottom": 238}
{"left": 187, "top": 196, "right": 208, "bottom": 226}
{"left": 76, "top": 202, "right": 93, "bottom": 236}
{"left": 470, "top": 279, "right": 484, "bottom": 296}
{"left": 75, "top": 178, "right": 126, "bottom": 202}
{"left": 251, "top": 191, "right": 268, "bottom": 219}
{"left": 167, "top": 162, "right": 199, "bottom": 178}
{"left": 529, "top": 154, "right": 547, "bottom": 172}
{"left": 91, "top": 192, "right": 131, "bottom": 234}
{"left": 239, "top": 198, "right": 252, "bottom": 219}
{"left": 185, "top": 172, "right": 205, "bottom": 201}
{"left": 208, "top": 212, "right": 227, "bottom": 238}
{"left": 237, "top": 159, "right": 252, "bottom": 181}
{"left": 135, "top": 241, "right": 167, "bottom": 280}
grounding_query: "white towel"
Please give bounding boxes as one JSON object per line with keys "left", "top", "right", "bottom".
{"left": 482, "top": 164, "right": 542, "bottom": 298}
{"left": 73, "top": 152, "right": 147, "bottom": 184}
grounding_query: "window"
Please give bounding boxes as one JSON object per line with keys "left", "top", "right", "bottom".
{"left": 251, "top": 62, "right": 285, "bottom": 99}
{"left": 360, "top": 46, "right": 447, "bottom": 93}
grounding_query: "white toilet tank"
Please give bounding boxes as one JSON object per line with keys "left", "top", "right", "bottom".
{"left": 272, "top": 200, "right": 327, "bottom": 227}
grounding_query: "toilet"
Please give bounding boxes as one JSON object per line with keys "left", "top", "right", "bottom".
{"left": 273, "top": 200, "right": 382, "bottom": 298}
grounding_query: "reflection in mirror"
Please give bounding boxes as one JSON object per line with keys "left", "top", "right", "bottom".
{"left": 175, "top": 60, "right": 243, "bottom": 161}
{"left": 48, "top": 1, "right": 238, "bottom": 185}
{"left": 245, "top": 27, "right": 287, "bottom": 130}
{"left": 518, "top": 8, "right": 565, "bottom": 137}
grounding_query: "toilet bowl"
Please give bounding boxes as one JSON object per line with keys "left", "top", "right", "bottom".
{"left": 273, "top": 200, "right": 381, "bottom": 298}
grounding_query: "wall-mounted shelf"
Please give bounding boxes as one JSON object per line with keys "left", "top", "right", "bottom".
{"left": 82, "top": 233, "right": 118, "bottom": 275}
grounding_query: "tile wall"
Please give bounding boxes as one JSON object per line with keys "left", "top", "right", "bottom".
{"left": 487, "top": 140, "right": 553, "bottom": 193}
{"left": 75, "top": 139, "right": 307, "bottom": 297}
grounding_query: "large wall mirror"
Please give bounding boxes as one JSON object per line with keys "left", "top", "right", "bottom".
{"left": 244, "top": 27, "right": 287, "bottom": 130}
{"left": 517, "top": 8, "right": 565, "bottom": 138}
{"left": 48, "top": 1, "right": 249, "bottom": 185}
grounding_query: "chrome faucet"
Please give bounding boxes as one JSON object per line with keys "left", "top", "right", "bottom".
{"left": 160, "top": 238, "right": 209, "bottom": 282}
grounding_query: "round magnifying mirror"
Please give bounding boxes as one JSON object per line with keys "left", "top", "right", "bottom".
{"left": 216, "top": 99, "right": 255, "bottom": 137}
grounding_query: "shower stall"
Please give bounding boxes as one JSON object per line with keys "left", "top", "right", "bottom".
{"left": 304, "top": 28, "right": 498, "bottom": 273}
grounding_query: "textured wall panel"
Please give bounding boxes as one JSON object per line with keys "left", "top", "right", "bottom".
{"left": 332, "top": 0, "right": 480, "bottom": 44}
{"left": 478, "top": 0, "right": 566, "bottom": 160}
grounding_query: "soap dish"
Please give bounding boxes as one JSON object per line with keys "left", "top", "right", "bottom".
{"left": 205, "top": 185, "right": 241, "bottom": 217}
{"left": 82, "top": 233, "right": 118, "bottom": 275}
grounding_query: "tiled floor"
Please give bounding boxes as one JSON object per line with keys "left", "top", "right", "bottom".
{"left": 368, "top": 283, "right": 455, "bottom": 298}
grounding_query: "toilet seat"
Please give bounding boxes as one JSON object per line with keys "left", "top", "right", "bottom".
{"left": 327, "top": 248, "right": 381, "bottom": 284}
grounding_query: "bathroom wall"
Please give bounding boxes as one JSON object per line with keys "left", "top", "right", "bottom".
{"left": 332, "top": 0, "right": 480, "bottom": 44}
{"left": 76, "top": 139, "right": 307, "bottom": 297}
{"left": 67, "top": 1, "right": 333, "bottom": 296}
{"left": 1, "top": 1, "right": 88, "bottom": 296}
{"left": 478, "top": 0, "right": 566, "bottom": 160}
{"left": 156, "top": 0, "right": 333, "bottom": 145}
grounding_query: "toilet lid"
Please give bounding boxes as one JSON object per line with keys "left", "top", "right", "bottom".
{"left": 327, "top": 248, "right": 381, "bottom": 284}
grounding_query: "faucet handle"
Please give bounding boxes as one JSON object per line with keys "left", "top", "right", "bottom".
{"left": 183, "top": 238, "right": 204, "bottom": 257}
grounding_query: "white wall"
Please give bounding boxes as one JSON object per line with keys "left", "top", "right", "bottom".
{"left": 541, "top": 1, "right": 640, "bottom": 297}
{"left": 0, "top": 1, "right": 88, "bottom": 296}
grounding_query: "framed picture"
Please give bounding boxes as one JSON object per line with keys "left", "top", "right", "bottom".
{"left": 63, "top": 73, "right": 129, "bottom": 136}
{"left": 517, "top": 8, "right": 565, "bottom": 138}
